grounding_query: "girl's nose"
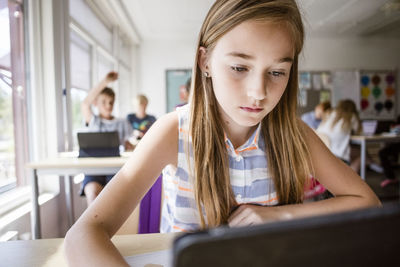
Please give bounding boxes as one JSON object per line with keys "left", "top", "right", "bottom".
{"left": 247, "top": 74, "right": 266, "bottom": 101}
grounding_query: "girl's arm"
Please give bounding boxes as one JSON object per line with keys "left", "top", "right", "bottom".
{"left": 64, "top": 112, "right": 178, "bottom": 267}
{"left": 228, "top": 122, "right": 381, "bottom": 227}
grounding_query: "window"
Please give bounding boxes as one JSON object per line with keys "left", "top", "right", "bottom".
{"left": 0, "top": 0, "right": 28, "bottom": 193}
{"left": 68, "top": 0, "right": 133, "bottom": 151}
{"left": 69, "top": 0, "right": 112, "bottom": 51}
{"left": 70, "top": 30, "right": 91, "bottom": 149}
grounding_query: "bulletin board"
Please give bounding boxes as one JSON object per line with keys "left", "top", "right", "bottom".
{"left": 359, "top": 71, "right": 396, "bottom": 120}
{"left": 166, "top": 69, "right": 192, "bottom": 113}
{"left": 298, "top": 71, "right": 332, "bottom": 113}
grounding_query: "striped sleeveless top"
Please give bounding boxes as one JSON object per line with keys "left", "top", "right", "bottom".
{"left": 160, "top": 105, "right": 278, "bottom": 233}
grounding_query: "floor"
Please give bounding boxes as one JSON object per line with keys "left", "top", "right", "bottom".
{"left": 364, "top": 168, "right": 399, "bottom": 204}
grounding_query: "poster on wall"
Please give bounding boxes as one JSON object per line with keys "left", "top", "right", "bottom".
{"left": 359, "top": 71, "right": 396, "bottom": 120}
{"left": 312, "top": 73, "right": 322, "bottom": 90}
{"left": 299, "top": 72, "right": 311, "bottom": 89}
{"left": 166, "top": 69, "right": 192, "bottom": 113}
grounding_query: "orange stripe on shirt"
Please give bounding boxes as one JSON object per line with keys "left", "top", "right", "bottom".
{"left": 173, "top": 225, "right": 188, "bottom": 232}
{"left": 178, "top": 186, "right": 193, "bottom": 192}
{"left": 235, "top": 146, "right": 257, "bottom": 153}
{"left": 252, "top": 197, "right": 278, "bottom": 204}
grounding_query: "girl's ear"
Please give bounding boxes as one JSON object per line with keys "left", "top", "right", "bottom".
{"left": 198, "top": 46, "right": 209, "bottom": 74}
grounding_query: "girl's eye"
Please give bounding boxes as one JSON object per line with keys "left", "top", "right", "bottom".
{"left": 268, "top": 71, "right": 286, "bottom": 77}
{"left": 231, "top": 66, "right": 247, "bottom": 72}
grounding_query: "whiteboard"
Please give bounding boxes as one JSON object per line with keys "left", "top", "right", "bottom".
{"left": 331, "top": 70, "right": 360, "bottom": 110}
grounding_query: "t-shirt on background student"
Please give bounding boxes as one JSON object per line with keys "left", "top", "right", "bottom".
{"left": 126, "top": 94, "right": 156, "bottom": 146}
{"left": 317, "top": 99, "right": 361, "bottom": 163}
{"left": 86, "top": 114, "right": 132, "bottom": 146}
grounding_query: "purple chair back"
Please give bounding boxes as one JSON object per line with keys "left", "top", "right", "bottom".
{"left": 138, "top": 175, "right": 162, "bottom": 234}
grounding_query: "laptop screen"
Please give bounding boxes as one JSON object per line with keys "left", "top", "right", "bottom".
{"left": 173, "top": 204, "right": 400, "bottom": 267}
{"left": 362, "top": 120, "right": 378, "bottom": 135}
{"left": 77, "top": 131, "right": 120, "bottom": 157}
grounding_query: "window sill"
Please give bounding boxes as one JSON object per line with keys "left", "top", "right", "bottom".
{"left": 0, "top": 187, "right": 56, "bottom": 231}
{"left": 0, "top": 187, "right": 31, "bottom": 216}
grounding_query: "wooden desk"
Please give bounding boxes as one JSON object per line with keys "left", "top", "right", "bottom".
{"left": 350, "top": 135, "right": 400, "bottom": 180}
{"left": 0, "top": 233, "right": 174, "bottom": 267}
{"left": 26, "top": 154, "right": 131, "bottom": 239}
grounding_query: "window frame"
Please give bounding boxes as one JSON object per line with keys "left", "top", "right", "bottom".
{"left": 0, "top": 0, "right": 29, "bottom": 194}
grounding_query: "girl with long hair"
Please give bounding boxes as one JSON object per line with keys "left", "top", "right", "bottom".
{"left": 65, "top": 1, "right": 380, "bottom": 265}
{"left": 317, "top": 99, "right": 362, "bottom": 164}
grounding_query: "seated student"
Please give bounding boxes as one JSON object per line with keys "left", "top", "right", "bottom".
{"left": 80, "top": 71, "right": 133, "bottom": 205}
{"left": 65, "top": 1, "right": 380, "bottom": 266}
{"left": 317, "top": 99, "right": 362, "bottom": 170}
{"left": 126, "top": 94, "right": 156, "bottom": 146}
{"left": 379, "top": 116, "right": 400, "bottom": 188}
{"left": 301, "top": 101, "right": 331, "bottom": 130}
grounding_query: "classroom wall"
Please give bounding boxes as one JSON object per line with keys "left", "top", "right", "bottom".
{"left": 138, "top": 39, "right": 197, "bottom": 118}
{"left": 138, "top": 36, "right": 400, "bottom": 117}
{"left": 300, "top": 36, "right": 400, "bottom": 116}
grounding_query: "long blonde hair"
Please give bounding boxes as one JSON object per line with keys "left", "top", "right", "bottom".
{"left": 189, "top": 0, "right": 312, "bottom": 228}
{"left": 331, "top": 99, "right": 361, "bottom": 133}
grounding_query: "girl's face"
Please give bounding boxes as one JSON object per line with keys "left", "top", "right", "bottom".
{"left": 202, "top": 20, "right": 294, "bottom": 131}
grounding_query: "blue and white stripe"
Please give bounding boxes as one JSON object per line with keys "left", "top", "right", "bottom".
{"left": 160, "top": 105, "right": 277, "bottom": 233}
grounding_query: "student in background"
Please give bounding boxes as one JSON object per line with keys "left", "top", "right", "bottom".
{"left": 317, "top": 99, "right": 362, "bottom": 170}
{"left": 80, "top": 71, "right": 133, "bottom": 205}
{"left": 301, "top": 101, "right": 331, "bottom": 130}
{"left": 175, "top": 77, "right": 191, "bottom": 109}
{"left": 379, "top": 115, "right": 400, "bottom": 188}
{"left": 126, "top": 94, "right": 156, "bottom": 146}
{"left": 65, "top": 1, "right": 380, "bottom": 265}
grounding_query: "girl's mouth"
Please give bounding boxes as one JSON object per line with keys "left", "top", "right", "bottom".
{"left": 240, "top": 107, "right": 264, "bottom": 113}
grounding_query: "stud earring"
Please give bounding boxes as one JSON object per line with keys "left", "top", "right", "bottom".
{"left": 204, "top": 72, "right": 210, "bottom": 77}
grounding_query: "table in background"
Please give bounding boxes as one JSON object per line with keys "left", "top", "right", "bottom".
{"left": 350, "top": 135, "right": 400, "bottom": 180}
{"left": 26, "top": 152, "right": 132, "bottom": 239}
{"left": 0, "top": 233, "right": 174, "bottom": 267}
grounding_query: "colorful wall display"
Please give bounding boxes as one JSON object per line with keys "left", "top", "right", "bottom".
{"left": 359, "top": 71, "right": 396, "bottom": 119}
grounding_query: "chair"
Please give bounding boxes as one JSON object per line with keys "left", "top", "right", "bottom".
{"left": 116, "top": 175, "right": 163, "bottom": 235}
{"left": 138, "top": 175, "right": 163, "bottom": 234}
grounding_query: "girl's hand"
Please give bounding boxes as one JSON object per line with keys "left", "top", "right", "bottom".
{"left": 228, "top": 204, "right": 292, "bottom": 227}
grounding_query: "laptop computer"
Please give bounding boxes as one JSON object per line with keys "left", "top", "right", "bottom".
{"left": 173, "top": 203, "right": 400, "bottom": 267}
{"left": 77, "top": 131, "right": 120, "bottom": 157}
{"left": 362, "top": 120, "right": 378, "bottom": 135}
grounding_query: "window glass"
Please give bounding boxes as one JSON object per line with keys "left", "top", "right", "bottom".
{"left": 0, "top": 6, "right": 10, "bottom": 69}
{"left": 69, "top": 0, "right": 112, "bottom": 51}
{"left": 117, "top": 65, "right": 132, "bottom": 115}
{"left": 118, "top": 38, "right": 131, "bottom": 68}
{"left": 70, "top": 30, "right": 91, "bottom": 90}
{"left": 97, "top": 52, "right": 114, "bottom": 81}
{"left": 0, "top": 4, "right": 16, "bottom": 192}
{"left": 70, "top": 87, "right": 87, "bottom": 150}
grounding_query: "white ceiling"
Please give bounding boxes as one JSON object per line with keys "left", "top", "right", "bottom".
{"left": 120, "top": 0, "right": 400, "bottom": 42}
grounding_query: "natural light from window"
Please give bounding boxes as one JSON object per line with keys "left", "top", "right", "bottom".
{"left": 0, "top": 5, "right": 16, "bottom": 193}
